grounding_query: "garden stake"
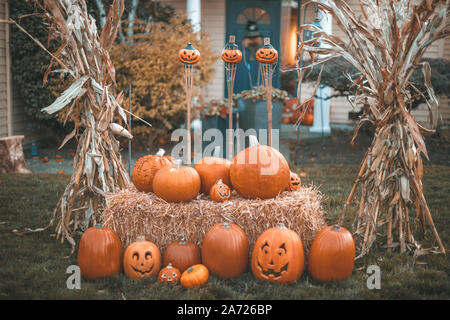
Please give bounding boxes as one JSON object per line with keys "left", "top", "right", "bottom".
{"left": 221, "top": 35, "right": 242, "bottom": 160}
{"left": 256, "top": 38, "right": 278, "bottom": 147}
{"left": 179, "top": 43, "right": 200, "bottom": 165}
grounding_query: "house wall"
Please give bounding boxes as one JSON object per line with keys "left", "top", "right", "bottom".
{"left": 0, "top": 0, "right": 9, "bottom": 137}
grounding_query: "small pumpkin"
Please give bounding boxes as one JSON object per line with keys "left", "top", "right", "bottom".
{"left": 221, "top": 35, "right": 242, "bottom": 64}
{"left": 123, "top": 236, "right": 162, "bottom": 280}
{"left": 194, "top": 146, "right": 232, "bottom": 194}
{"left": 158, "top": 263, "right": 181, "bottom": 284}
{"left": 178, "top": 42, "right": 200, "bottom": 64}
{"left": 256, "top": 38, "right": 278, "bottom": 64}
{"left": 209, "top": 179, "right": 231, "bottom": 202}
{"left": 132, "top": 149, "right": 175, "bottom": 193}
{"left": 307, "top": 225, "right": 355, "bottom": 282}
{"left": 153, "top": 159, "right": 201, "bottom": 202}
{"left": 230, "top": 135, "right": 290, "bottom": 199}
{"left": 77, "top": 224, "right": 123, "bottom": 280}
{"left": 202, "top": 222, "right": 249, "bottom": 279}
{"left": 180, "top": 264, "right": 209, "bottom": 288}
{"left": 163, "top": 237, "right": 202, "bottom": 273}
{"left": 251, "top": 223, "right": 305, "bottom": 284}
{"left": 302, "top": 113, "right": 314, "bottom": 126}
{"left": 288, "top": 171, "right": 301, "bottom": 191}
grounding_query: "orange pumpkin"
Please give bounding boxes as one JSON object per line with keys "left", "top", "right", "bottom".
{"left": 256, "top": 38, "right": 278, "bottom": 64}
{"left": 209, "top": 179, "right": 231, "bottom": 202}
{"left": 180, "top": 264, "right": 209, "bottom": 288}
{"left": 221, "top": 36, "right": 242, "bottom": 64}
{"left": 251, "top": 223, "right": 305, "bottom": 284}
{"left": 77, "top": 224, "right": 123, "bottom": 280}
{"left": 194, "top": 150, "right": 232, "bottom": 194}
{"left": 123, "top": 236, "right": 161, "bottom": 280}
{"left": 230, "top": 135, "right": 290, "bottom": 199}
{"left": 307, "top": 225, "right": 355, "bottom": 282}
{"left": 178, "top": 42, "right": 200, "bottom": 64}
{"left": 302, "top": 113, "right": 314, "bottom": 126}
{"left": 153, "top": 159, "right": 201, "bottom": 202}
{"left": 201, "top": 222, "right": 249, "bottom": 279}
{"left": 288, "top": 171, "right": 301, "bottom": 191}
{"left": 132, "top": 149, "right": 175, "bottom": 193}
{"left": 163, "top": 237, "right": 202, "bottom": 273}
{"left": 158, "top": 263, "right": 181, "bottom": 284}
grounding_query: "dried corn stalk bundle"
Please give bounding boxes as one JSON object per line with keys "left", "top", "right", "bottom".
{"left": 10, "top": 0, "right": 132, "bottom": 252}
{"left": 297, "top": 0, "right": 448, "bottom": 257}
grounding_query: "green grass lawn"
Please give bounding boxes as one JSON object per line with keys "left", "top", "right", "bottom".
{"left": 0, "top": 164, "right": 449, "bottom": 300}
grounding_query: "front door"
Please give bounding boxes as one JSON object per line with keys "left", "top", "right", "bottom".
{"left": 225, "top": 0, "right": 281, "bottom": 96}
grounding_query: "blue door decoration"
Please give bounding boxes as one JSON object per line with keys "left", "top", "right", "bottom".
{"left": 225, "top": 0, "right": 281, "bottom": 96}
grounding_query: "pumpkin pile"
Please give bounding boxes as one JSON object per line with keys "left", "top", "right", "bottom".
{"left": 132, "top": 137, "right": 301, "bottom": 204}
{"left": 78, "top": 221, "right": 355, "bottom": 286}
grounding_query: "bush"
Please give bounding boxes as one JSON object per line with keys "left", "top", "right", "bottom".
{"left": 110, "top": 16, "right": 217, "bottom": 149}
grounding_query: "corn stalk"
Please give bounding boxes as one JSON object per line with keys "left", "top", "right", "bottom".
{"left": 297, "top": 0, "right": 448, "bottom": 257}
{"left": 8, "top": 0, "right": 132, "bottom": 253}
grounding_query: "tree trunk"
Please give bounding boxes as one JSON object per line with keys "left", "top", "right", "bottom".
{"left": 0, "top": 135, "right": 31, "bottom": 174}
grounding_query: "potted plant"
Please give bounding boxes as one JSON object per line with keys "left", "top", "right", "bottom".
{"left": 195, "top": 97, "right": 239, "bottom": 157}
{"left": 237, "top": 86, "right": 289, "bottom": 141}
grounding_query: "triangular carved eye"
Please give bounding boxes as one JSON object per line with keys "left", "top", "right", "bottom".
{"left": 279, "top": 243, "right": 286, "bottom": 253}
{"left": 261, "top": 241, "right": 269, "bottom": 253}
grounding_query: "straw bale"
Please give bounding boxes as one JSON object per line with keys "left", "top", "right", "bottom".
{"left": 102, "top": 185, "right": 326, "bottom": 253}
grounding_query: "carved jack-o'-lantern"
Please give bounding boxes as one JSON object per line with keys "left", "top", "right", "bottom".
{"left": 209, "top": 179, "right": 231, "bottom": 202}
{"left": 221, "top": 36, "right": 242, "bottom": 64}
{"left": 158, "top": 263, "right": 181, "bottom": 284}
{"left": 251, "top": 223, "right": 305, "bottom": 284}
{"left": 123, "top": 236, "right": 162, "bottom": 280}
{"left": 288, "top": 171, "right": 301, "bottom": 191}
{"left": 256, "top": 38, "right": 278, "bottom": 64}
{"left": 178, "top": 42, "right": 201, "bottom": 65}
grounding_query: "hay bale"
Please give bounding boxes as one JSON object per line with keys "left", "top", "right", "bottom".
{"left": 102, "top": 186, "right": 326, "bottom": 253}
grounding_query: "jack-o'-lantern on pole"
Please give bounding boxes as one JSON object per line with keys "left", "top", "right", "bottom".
{"left": 256, "top": 37, "right": 278, "bottom": 147}
{"left": 178, "top": 43, "right": 201, "bottom": 165}
{"left": 221, "top": 35, "right": 242, "bottom": 160}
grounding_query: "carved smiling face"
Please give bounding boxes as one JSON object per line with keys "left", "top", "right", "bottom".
{"left": 178, "top": 43, "right": 201, "bottom": 65}
{"left": 222, "top": 49, "right": 242, "bottom": 64}
{"left": 256, "top": 46, "right": 278, "bottom": 64}
{"left": 288, "top": 171, "right": 301, "bottom": 191}
{"left": 123, "top": 238, "right": 161, "bottom": 280}
{"left": 251, "top": 224, "right": 305, "bottom": 284}
{"left": 209, "top": 179, "right": 231, "bottom": 202}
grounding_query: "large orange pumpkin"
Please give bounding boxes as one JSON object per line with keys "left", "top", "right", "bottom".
{"left": 123, "top": 236, "right": 162, "bottom": 280}
{"left": 230, "top": 135, "right": 290, "bottom": 199}
{"left": 201, "top": 222, "right": 249, "bottom": 279}
{"left": 153, "top": 159, "right": 201, "bottom": 202}
{"left": 132, "top": 149, "right": 175, "bottom": 193}
{"left": 251, "top": 223, "right": 305, "bottom": 284}
{"left": 307, "top": 225, "right": 355, "bottom": 282}
{"left": 163, "top": 237, "right": 202, "bottom": 273}
{"left": 77, "top": 224, "right": 123, "bottom": 280}
{"left": 194, "top": 152, "right": 232, "bottom": 195}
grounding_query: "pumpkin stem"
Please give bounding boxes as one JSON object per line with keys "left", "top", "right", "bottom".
{"left": 136, "top": 235, "right": 146, "bottom": 242}
{"left": 213, "top": 146, "right": 221, "bottom": 158}
{"left": 229, "top": 35, "right": 235, "bottom": 44}
{"left": 332, "top": 225, "right": 341, "bottom": 232}
{"left": 216, "top": 179, "right": 223, "bottom": 184}
{"left": 174, "top": 159, "right": 183, "bottom": 168}
{"left": 179, "top": 236, "right": 186, "bottom": 245}
{"left": 167, "top": 263, "right": 173, "bottom": 269}
{"left": 276, "top": 222, "right": 286, "bottom": 229}
{"left": 156, "top": 148, "right": 165, "bottom": 157}
{"left": 95, "top": 223, "right": 103, "bottom": 229}
{"left": 222, "top": 221, "right": 231, "bottom": 229}
{"left": 188, "top": 267, "right": 194, "bottom": 273}
{"left": 249, "top": 135, "right": 259, "bottom": 147}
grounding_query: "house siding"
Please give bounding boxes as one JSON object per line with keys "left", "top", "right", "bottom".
{"left": 0, "top": 0, "right": 9, "bottom": 137}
